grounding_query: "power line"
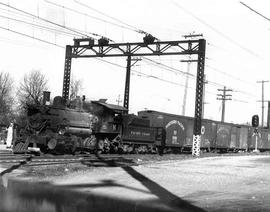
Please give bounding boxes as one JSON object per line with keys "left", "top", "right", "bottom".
{"left": 0, "top": 2, "right": 190, "bottom": 82}
{"left": 0, "top": 2, "right": 90, "bottom": 38}
{"left": 44, "top": 0, "right": 135, "bottom": 38}
{"left": 0, "top": 25, "right": 64, "bottom": 48}
{"left": 0, "top": 2, "right": 256, "bottom": 104}
{"left": 172, "top": 1, "right": 261, "bottom": 58}
{"left": 0, "top": 23, "right": 251, "bottom": 105}
{"left": 44, "top": 0, "right": 114, "bottom": 40}
{"left": 0, "top": 6, "right": 104, "bottom": 39}
{"left": 44, "top": 1, "right": 195, "bottom": 79}
{"left": 240, "top": 1, "right": 270, "bottom": 23}
{"left": 0, "top": 14, "right": 78, "bottom": 37}
{"left": 55, "top": 1, "right": 204, "bottom": 80}
{"left": 207, "top": 42, "right": 262, "bottom": 77}
{"left": 0, "top": 23, "right": 189, "bottom": 90}
{"left": 232, "top": 99, "right": 248, "bottom": 103}
{"left": 142, "top": 57, "right": 194, "bottom": 77}
{"left": 73, "top": 0, "right": 148, "bottom": 35}
{"left": 70, "top": 0, "right": 258, "bottom": 89}
{"left": 143, "top": 57, "right": 256, "bottom": 98}
{"left": 206, "top": 64, "right": 256, "bottom": 86}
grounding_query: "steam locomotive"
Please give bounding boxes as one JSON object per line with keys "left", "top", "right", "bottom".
{"left": 13, "top": 92, "right": 270, "bottom": 154}
{"left": 13, "top": 94, "right": 161, "bottom": 154}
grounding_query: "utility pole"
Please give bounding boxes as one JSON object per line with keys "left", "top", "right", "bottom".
{"left": 180, "top": 58, "right": 197, "bottom": 115}
{"left": 123, "top": 57, "right": 142, "bottom": 112}
{"left": 267, "top": 101, "right": 270, "bottom": 129}
{"left": 257, "top": 80, "right": 269, "bottom": 128}
{"left": 181, "top": 33, "right": 203, "bottom": 116}
{"left": 202, "top": 74, "right": 208, "bottom": 119}
{"left": 183, "top": 33, "right": 203, "bottom": 39}
{"left": 123, "top": 55, "right": 131, "bottom": 111}
{"left": 217, "top": 86, "right": 232, "bottom": 122}
{"left": 116, "top": 94, "right": 122, "bottom": 106}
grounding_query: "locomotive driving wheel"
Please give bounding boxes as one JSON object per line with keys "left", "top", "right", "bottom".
{"left": 47, "top": 138, "right": 57, "bottom": 150}
{"left": 70, "top": 135, "right": 79, "bottom": 154}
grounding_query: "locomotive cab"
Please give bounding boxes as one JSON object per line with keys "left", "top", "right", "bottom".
{"left": 84, "top": 100, "right": 127, "bottom": 135}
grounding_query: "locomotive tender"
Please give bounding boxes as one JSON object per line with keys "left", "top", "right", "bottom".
{"left": 13, "top": 94, "right": 160, "bottom": 154}
{"left": 13, "top": 93, "right": 270, "bottom": 154}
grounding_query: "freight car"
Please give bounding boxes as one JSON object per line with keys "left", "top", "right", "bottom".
{"left": 13, "top": 95, "right": 160, "bottom": 154}
{"left": 14, "top": 93, "right": 270, "bottom": 154}
{"left": 138, "top": 110, "right": 270, "bottom": 153}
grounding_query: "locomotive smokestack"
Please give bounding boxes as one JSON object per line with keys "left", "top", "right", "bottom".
{"left": 267, "top": 101, "right": 270, "bottom": 129}
{"left": 43, "top": 91, "right": 51, "bottom": 105}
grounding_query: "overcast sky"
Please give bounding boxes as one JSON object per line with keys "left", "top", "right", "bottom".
{"left": 0, "top": 0, "right": 269, "bottom": 125}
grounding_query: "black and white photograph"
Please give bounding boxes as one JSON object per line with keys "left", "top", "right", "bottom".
{"left": 0, "top": 0, "right": 270, "bottom": 211}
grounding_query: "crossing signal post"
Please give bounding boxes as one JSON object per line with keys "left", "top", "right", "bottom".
{"left": 252, "top": 115, "right": 259, "bottom": 152}
{"left": 252, "top": 115, "right": 259, "bottom": 128}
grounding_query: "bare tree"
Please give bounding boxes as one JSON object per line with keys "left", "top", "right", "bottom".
{"left": 17, "top": 70, "right": 48, "bottom": 107}
{"left": 70, "top": 75, "right": 83, "bottom": 100}
{"left": 0, "top": 72, "right": 14, "bottom": 124}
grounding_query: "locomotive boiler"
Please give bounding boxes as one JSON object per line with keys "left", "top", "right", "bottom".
{"left": 14, "top": 95, "right": 96, "bottom": 153}
{"left": 13, "top": 92, "right": 159, "bottom": 154}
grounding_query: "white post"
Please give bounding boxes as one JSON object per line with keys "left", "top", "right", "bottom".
{"left": 253, "top": 128, "right": 259, "bottom": 153}
{"left": 6, "top": 123, "right": 13, "bottom": 148}
{"left": 192, "top": 135, "right": 201, "bottom": 156}
{"left": 255, "top": 135, "right": 258, "bottom": 152}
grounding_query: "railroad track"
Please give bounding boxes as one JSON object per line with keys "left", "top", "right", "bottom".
{"left": 0, "top": 150, "right": 138, "bottom": 168}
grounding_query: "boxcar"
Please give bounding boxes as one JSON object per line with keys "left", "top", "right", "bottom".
{"left": 138, "top": 110, "right": 216, "bottom": 151}
{"left": 138, "top": 110, "right": 190, "bottom": 150}
{"left": 201, "top": 119, "right": 217, "bottom": 150}
{"left": 258, "top": 129, "right": 270, "bottom": 151}
{"left": 138, "top": 110, "right": 258, "bottom": 152}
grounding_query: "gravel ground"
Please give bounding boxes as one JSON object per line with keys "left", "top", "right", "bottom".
{"left": 2, "top": 151, "right": 270, "bottom": 211}
{"left": 19, "top": 151, "right": 270, "bottom": 179}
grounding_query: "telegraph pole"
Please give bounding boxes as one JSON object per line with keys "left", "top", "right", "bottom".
{"left": 257, "top": 80, "right": 269, "bottom": 128}
{"left": 267, "top": 101, "right": 270, "bottom": 129}
{"left": 123, "top": 57, "right": 142, "bottom": 112}
{"left": 180, "top": 58, "right": 197, "bottom": 115}
{"left": 202, "top": 74, "right": 208, "bottom": 119}
{"left": 217, "top": 86, "right": 232, "bottom": 122}
{"left": 116, "top": 94, "right": 122, "bottom": 106}
{"left": 183, "top": 33, "right": 203, "bottom": 39}
{"left": 181, "top": 33, "right": 203, "bottom": 116}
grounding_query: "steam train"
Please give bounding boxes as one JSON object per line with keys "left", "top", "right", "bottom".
{"left": 13, "top": 93, "right": 270, "bottom": 154}
{"left": 13, "top": 95, "right": 161, "bottom": 154}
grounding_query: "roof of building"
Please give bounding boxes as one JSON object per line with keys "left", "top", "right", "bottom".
{"left": 92, "top": 101, "right": 128, "bottom": 113}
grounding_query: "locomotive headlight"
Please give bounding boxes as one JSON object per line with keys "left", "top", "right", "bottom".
{"left": 58, "top": 128, "right": 66, "bottom": 135}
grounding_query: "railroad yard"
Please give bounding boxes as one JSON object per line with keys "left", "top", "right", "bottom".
{"left": 1, "top": 144, "right": 270, "bottom": 212}
{"left": 1, "top": 1, "right": 270, "bottom": 212}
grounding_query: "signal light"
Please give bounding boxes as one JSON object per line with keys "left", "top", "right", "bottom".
{"left": 98, "top": 37, "right": 109, "bottom": 46}
{"left": 73, "top": 38, "right": 94, "bottom": 46}
{"left": 143, "top": 34, "right": 156, "bottom": 44}
{"left": 252, "top": 115, "right": 259, "bottom": 127}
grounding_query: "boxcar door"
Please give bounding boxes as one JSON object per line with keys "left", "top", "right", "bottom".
{"left": 164, "top": 118, "right": 186, "bottom": 147}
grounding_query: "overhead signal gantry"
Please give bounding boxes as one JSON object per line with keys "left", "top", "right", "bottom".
{"left": 62, "top": 35, "right": 206, "bottom": 156}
